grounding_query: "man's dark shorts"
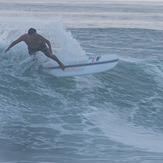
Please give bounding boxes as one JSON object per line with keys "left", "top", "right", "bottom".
{"left": 28, "top": 43, "right": 51, "bottom": 57}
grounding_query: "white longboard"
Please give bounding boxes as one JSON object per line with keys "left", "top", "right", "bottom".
{"left": 42, "top": 54, "right": 118, "bottom": 77}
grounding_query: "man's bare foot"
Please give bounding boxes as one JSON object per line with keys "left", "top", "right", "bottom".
{"left": 60, "top": 64, "right": 65, "bottom": 70}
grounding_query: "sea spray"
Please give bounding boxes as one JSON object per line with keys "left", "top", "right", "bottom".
{"left": 1, "top": 18, "right": 86, "bottom": 74}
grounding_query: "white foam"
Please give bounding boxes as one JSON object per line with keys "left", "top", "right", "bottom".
{"left": 1, "top": 18, "right": 85, "bottom": 61}
{"left": 44, "top": 20, "right": 86, "bottom": 60}
{"left": 86, "top": 106, "right": 163, "bottom": 153}
{"left": 144, "top": 62, "right": 163, "bottom": 89}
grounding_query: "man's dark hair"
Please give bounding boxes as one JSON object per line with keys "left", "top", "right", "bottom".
{"left": 28, "top": 28, "right": 36, "bottom": 35}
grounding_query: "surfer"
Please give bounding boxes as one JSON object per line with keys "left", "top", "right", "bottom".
{"left": 5, "top": 28, "right": 65, "bottom": 70}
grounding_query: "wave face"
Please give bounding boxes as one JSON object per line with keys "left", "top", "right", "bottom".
{"left": 0, "top": 1, "right": 163, "bottom": 162}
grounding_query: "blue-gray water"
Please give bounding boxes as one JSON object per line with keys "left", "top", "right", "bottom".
{"left": 0, "top": 0, "right": 163, "bottom": 162}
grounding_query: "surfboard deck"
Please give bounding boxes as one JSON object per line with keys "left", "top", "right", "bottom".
{"left": 42, "top": 54, "right": 118, "bottom": 77}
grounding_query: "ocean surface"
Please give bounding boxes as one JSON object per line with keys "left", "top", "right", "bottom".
{"left": 0, "top": 0, "right": 163, "bottom": 162}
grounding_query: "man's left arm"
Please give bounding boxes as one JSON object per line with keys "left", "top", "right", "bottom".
{"left": 45, "top": 40, "right": 52, "bottom": 54}
{"left": 39, "top": 35, "right": 52, "bottom": 54}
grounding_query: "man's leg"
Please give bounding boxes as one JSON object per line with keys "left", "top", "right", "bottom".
{"left": 39, "top": 43, "right": 65, "bottom": 70}
{"left": 50, "top": 54, "right": 65, "bottom": 70}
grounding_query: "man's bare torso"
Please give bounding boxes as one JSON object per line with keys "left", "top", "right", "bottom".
{"left": 21, "top": 33, "right": 45, "bottom": 49}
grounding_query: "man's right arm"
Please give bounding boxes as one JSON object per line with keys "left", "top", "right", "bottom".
{"left": 5, "top": 35, "right": 25, "bottom": 53}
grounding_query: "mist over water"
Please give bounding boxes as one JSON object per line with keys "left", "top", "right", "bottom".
{"left": 0, "top": 0, "right": 163, "bottom": 162}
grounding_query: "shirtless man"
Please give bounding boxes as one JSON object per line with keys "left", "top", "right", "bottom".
{"left": 5, "top": 28, "right": 65, "bottom": 70}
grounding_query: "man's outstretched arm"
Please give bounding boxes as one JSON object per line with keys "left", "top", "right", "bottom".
{"left": 5, "top": 35, "right": 24, "bottom": 53}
